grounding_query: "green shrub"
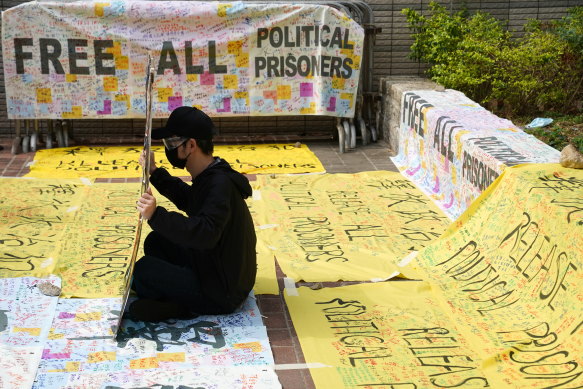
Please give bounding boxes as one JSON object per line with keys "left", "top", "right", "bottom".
{"left": 554, "top": 6, "right": 583, "bottom": 56}
{"left": 493, "top": 29, "right": 576, "bottom": 113}
{"left": 402, "top": 3, "right": 583, "bottom": 116}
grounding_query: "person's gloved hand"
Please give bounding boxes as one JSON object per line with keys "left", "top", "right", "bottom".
{"left": 137, "top": 187, "right": 156, "bottom": 220}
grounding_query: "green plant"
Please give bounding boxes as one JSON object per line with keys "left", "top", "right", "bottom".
{"left": 572, "top": 136, "right": 583, "bottom": 154}
{"left": 521, "top": 113, "right": 583, "bottom": 152}
{"left": 554, "top": 6, "right": 583, "bottom": 56}
{"left": 402, "top": 3, "right": 583, "bottom": 116}
{"left": 402, "top": 2, "right": 467, "bottom": 66}
{"left": 493, "top": 29, "right": 577, "bottom": 113}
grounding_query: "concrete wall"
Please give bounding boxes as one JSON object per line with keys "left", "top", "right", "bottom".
{"left": 0, "top": 0, "right": 580, "bottom": 139}
{"left": 380, "top": 76, "right": 444, "bottom": 155}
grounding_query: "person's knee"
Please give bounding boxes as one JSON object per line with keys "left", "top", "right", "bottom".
{"left": 133, "top": 256, "right": 155, "bottom": 279}
{"left": 144, "top": 231, "right": 164, "bottom": 254}
{"left": 131, "top": 257, "right": 158, "bottom": 298}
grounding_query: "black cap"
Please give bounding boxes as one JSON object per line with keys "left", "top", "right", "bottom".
{"left": 152, "top": 106, "right": 215, "bottom": 140}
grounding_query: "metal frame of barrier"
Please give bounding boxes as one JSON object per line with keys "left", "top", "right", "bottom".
{"left": 8, "top": 0, "right": 381, "bottom": 154}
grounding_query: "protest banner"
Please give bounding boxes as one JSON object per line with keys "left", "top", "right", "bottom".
{"left": 286, "top": 282, "right": 490, "bottom": 388}
{"left": 34, "top": 295, "right": 276, "bottom": 388}
{"left": 405, "top": 163, "right": 582, "bottom": 388}
{"left": 26, "top": 144, "right": 325, "bottom": 178}
{"left": 0, "top": 276, "right": 60, "bottom": 389}
{"left": 0, "top": 178, "right": 87, "bottom": 279}
{"left": 53, "top": 183, "right": 140, "bottom": 298}
{"left": 3, "top": 1, "right": 363, "bottom": 119}
{"left": 392, "top": 90, "right": 560, "bottom": 219}
{"left": 252, "top": 172, "right": 451, "bottom": 281}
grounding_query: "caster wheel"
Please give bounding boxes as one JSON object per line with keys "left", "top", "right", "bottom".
{"left": 11, "top": 137, "right": 21, "bottom": 154}
{"left": 56, "top": 128, "right": 65, "bottom": 148}
{"left": 342, "top": 120, "right": 351, "bottom": 150}
{"left": 45, "top": 134, "right": 53, "bottom": 149}
{"left": 22, "top": 136, "right": 30, "bottom": 154}
{"left": 358, "top": 117, "right": 368, "bottom": 146}
{"left": 370, "top": 126, "right": 378, "bottom": 142}
{"left": 30, "top": 132, "right": 38, "bottom": 152}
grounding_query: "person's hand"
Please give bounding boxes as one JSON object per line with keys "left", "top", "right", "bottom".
{"left": 139, "top": 150, "right": 157, "bottom": 175}
{"left": 137, "top": 188, "right": 156, "bottom": 220}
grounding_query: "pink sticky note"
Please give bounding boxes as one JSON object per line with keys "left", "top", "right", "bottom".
{"left": 42, "top": 349, "right": 71, "bottom": 359}
{"left": 58, "top": 312, "right": 76, "bottom": 319}
{"left": 217, "top": 98, "right": 231, "bottom": 113}
{"left": 97, "top": 100, "right": 112, "bottom": 115}
{"left": 51, "top": 74, "right": 66, "bottom": 82}
{"left": 200, "top": 72, "right": 215, "bottom": 85}
{"left": 327, "top": 97, "right": 336, "bottom": 111}
{"left": 168, "top": 96, "right": 183, "bottom": 111}
{"left": 300, "top": 83, "right": 313, "bottom": 97}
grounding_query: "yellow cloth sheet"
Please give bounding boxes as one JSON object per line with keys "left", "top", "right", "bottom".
{"left": 404, "top": 163, "right": 583, "bottom": 388}
{"left": 25, "top": 144, "right": 325, "bottom": 178}
{"left": 286, "top": 282, "right": 489, "bottom": 388}
{"left": 0, "top": 178, "right": 277, "bottom": 297}
{"left": 251, "top": 172, "right": 451, "bottom": 282}
{"left": 0, "top": 178, "right": 88, "bottom": 278}
{"left": 0, "top": 178, "right": 140, "bottom": 297}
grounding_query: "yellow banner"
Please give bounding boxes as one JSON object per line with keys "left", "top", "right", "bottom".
{"left": 247, "top": 183, "right": 279, "bottom": 295}
{"left": 285, "top": 282, "right": 489, "bottom": 388}
{"left": 251, "top": 172, "right": 451, "bottom": 281}
{"left": 254, "top": 234, "right": 280, "bottom": 295}
{"left": 405, "top": 164, "right": 583, "bottom": 388}
{"left": 25, "top": 144, "right": 325, "bottom": 178}
{"left": 0, "top": 178, "right": 87, "bottom": 278}
{"left": 53, "top": 183, "right": 140, "bottom": 298}
{"left": 0, "top": 178, "right": 140, "bottom": 297}
{"left": 0, "top": 178, "right": 277, "bottom": 297}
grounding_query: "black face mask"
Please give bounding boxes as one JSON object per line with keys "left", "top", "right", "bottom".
{"left": 165, "top": 146, "right": 188, "bottom": 169}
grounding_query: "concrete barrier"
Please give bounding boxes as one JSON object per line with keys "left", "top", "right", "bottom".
{"left": 386, "top": 87, "right": 560, "bottom": 220}
{"left": 380, "top": 76, "right": 444, "bottom": 156}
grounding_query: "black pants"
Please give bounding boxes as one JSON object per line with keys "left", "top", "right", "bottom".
{"left": 132, "top": 231, "right": 202, "bottom": 310}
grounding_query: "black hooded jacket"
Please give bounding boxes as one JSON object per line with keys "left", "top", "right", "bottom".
{"left": 147, "top": 157, "right": 257, "bottom": 313}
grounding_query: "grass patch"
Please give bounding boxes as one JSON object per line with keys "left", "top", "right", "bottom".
{"left": 512, "top": 112, "right": 583, "bottom": 153}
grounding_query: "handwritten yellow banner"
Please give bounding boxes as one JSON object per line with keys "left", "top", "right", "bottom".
{"left": 251, "top": 172, "right": 451, "bottom": 281}
{"left": 0, "top": 178, "right": 87, "bottom": 278}
{"left": 26, "top": 144, "right": 324, "bottom": 178}
{"left": 0, "top": 178, "right": 140, "bottom": 298}
{"left": 405, "top": 164, "right": 583, "bottom": 388}
{"left": 286, "top": 282, "right": 489, "bottom": 388}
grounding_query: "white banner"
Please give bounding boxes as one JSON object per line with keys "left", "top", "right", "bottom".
{"left": 2, "top": 0, "right": 364, "bottom": 119}
{"left": 391, "top": 89, "right": 560, "bottom": 220}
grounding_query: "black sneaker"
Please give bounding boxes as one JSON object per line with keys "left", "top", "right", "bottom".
{"left": 129, "top": 299, "right": 194, "bottom": 322}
